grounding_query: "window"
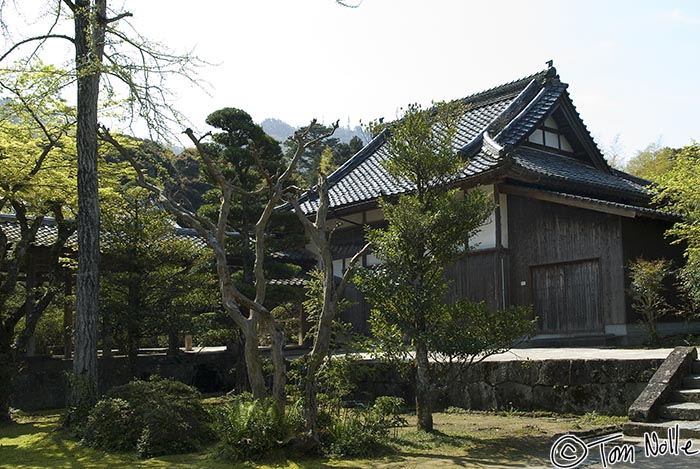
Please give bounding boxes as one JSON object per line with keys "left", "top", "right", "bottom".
{"left": 527, "top": 114, "right": 574, "bottom": 153}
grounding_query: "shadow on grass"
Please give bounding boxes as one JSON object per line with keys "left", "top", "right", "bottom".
{"left": 385, "top": 430, "right": 552, "bottom": 467}
{"left": 1, "top": 413, "right": 554, "bottom": 468}
{"left": 1, "top": 416, "right": 371, "bottom": 469}
{"left": 1, "top": 415, "right": 150, "bottom": 469}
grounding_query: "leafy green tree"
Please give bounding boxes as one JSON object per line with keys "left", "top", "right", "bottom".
{"left": 100, "top": 186, "right": 217, "bottom": 376}
{"left": 356, "top": 102, "right": 532, "bottom": 432}
{"left": 0, "top": 64, "right": 77, "bottom": 421}
{"left": 654, "top": 143, "right": 700, "bottom": 316}
{"left": 628, "top": 257, "right": 673, "bottom": 344}
{"left": 165, "top": 147, "right": 212, "bottom": 212}
{"left": 1, "top": 0, "right": 201, "bottom": 411}
{"left": 625, "top": 143, "right": 678, "bottom": 182}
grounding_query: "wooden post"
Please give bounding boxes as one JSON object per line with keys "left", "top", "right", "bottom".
{"left": 184, "top": 334, "right": 193, "bottom": 352}
{"left": 493, "top": 184, "right": 508, "bottom": 310}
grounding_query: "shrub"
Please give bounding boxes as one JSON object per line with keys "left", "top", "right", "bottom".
{"left": 629, "top": 257, "right": 673, "bottom": 344}
{"left": 83, "top": 398, "right": 138, "bottom": 451}
{"left": 82, "top": 377, "right": 213, "bottom": 458}
{"left": 320, "top": 396, "right": 406, "bottom": 457}
{"left": 212, "top": 396, "right": 295, "bottom": 462}
{"left": 372, "top": 396, "right": 408, "bottom": 433}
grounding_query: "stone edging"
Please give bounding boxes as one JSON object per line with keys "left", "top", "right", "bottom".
{"left": 627, "top": 346, "right": 697, "bottom": 422}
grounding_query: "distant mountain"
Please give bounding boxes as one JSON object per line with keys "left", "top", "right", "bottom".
{"left": 333, "top": 125, "right": 369, "bottom": 144}
{"left": 260, "top": 118, "right": 367, "bottom": 145}
{"left": 260, "top": 118, "right": 296, "bottom": 142}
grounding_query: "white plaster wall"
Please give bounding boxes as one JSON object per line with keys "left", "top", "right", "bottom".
{"left": 499, "top": 192, "right": 508, "bottom": 249}
{"left": 469, "top": 185, "right": 497, "bottom": 250}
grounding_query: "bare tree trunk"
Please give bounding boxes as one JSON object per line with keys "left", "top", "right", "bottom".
{"left": 301, "top": 245, "right": 337, "bottom": 442}
{"left": 241, "top": 321, "right": 266, "bottom": 398}
{"left": 287, "top": 177, "right": 370, "bottom": 445}
{"left": 71, "top": 0, "right": 106, "bottom": 408}
{"left": 268, "top": 321, "right": 286, "bottom": 407}
{"left": 126, "top": 276, "right": 140, "bottom": 378}
{"left": 24, "top": 267, "right": 37, "bottom": 356}
{"left": 415, "top": 341, "right": 433, "bottom": 432}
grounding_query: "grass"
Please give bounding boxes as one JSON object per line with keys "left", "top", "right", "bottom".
{"left": 0, "top": 409, "right": 627, "bottom": 468}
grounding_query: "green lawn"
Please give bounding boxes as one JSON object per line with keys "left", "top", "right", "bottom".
{"left": 0, "top": 410, "right": 625, "bottom": 469}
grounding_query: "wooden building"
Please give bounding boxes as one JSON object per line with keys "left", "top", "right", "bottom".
{"left": 298, "top": 65, "right": 685, "bottom": 345}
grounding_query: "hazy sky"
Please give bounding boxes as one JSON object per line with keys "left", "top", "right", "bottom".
{"left": 3, "top": 0, "right": 699, "bottom": 162}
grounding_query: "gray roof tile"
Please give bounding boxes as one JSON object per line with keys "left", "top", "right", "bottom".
{"left": 0, "top": 215, "right": 207, "bottom": 250}
{"left": 298, "top": 67, "right": 654, "bottom": 215}
{"left": 511, "top": 147, "right": 650, "bottom": 202}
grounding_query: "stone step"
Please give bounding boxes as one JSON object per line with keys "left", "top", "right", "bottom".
{"left": 659, "top": 402, "right": 700, "bottom": 420}
{"left": 624, "top": 420, "right": 700, "bottom": 439}
{"left": 672, "top": 388, "right": 700, "bottom": 403}
{"left": 683, "top": 374, "right": 700, "bottom": 388}
{"left": 693, "top": 360, "right": 700, "bottom": 375}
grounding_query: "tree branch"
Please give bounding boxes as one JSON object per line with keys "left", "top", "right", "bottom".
{"left": 104, "top": 11, "right": 133, "bottom": 24}
{"left": 98, "top": 126, "right": 218, "bottom": 240}
{"left": 62, "top": 0, "right": 77, "bottom": 12}
{"left": 0, "top": 35, "right": 75, "bottom": 63}
{"left": 337, "top": 242, "right": 371, "bottom": 299}
{"left": 285, "top": 195, "right": 316, "bottom": 234}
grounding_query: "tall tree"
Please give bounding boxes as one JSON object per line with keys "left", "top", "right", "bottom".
{"left": 100, "top": 116, "right": 338, "bottom": 406}
{"left": 100, "top": 185, "right": 217, "bottom": 374}
{"left": 0, "top": 64, "right": 77, "bottom": 421}
{"left": 1, "top": 0, "right": 200, "bottom": 410}
{"left": 285, "top": 125, "right": 364, "bottom": 184}
{"left": 286, "top": 175, "right": 370, "bottom": 447}
{"left": 356, "top": 102, "right": 532, "bottom": 432}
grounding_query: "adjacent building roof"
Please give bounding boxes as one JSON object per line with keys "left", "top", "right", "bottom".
{"left": 0, "top": 213, "right": 207, "bottom": 249}
{"left": 299, "top": 65, "right": 659, "bottom": 217}
{"left": 510, "top": 147, "right": 649, "bottom": 203}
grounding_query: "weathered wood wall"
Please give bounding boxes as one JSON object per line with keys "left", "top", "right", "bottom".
{"left": 444, "top": 249, "right": 508, "bottom": 311}
{"left": 336, "top": 235, "right": 509, "bottom": 331}
{"left": 507, "top": 195, "right": 626, "bottom": 333}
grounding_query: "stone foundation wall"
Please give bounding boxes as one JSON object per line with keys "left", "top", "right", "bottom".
{"left": 351, "top": 358, "right": 663, "bottom": 416}
{"left": 11, "top": 351, "right": 242, "bottom": 411}
{"left": 11, "top": 353, "right": 662, "bottom": 416}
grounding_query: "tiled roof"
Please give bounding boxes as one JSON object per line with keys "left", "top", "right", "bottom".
{"left": 496, "top": 82, "right": 568, "bottom": 146}
{"left": 162, "top": 226, "right": 208, "bottom": 249}
{"left": 270, "top": 249, "right": 317, "bottom": 263}
{"left": 0, "top": 215, "right": 77, "bottom": 248}
{"left": 331, "top": 243, "right": 368, "bottom": 258}
{"left": 299, "top": 75, "right": 537, "bottom": 214}
{"left": 268, "top": 277, "right": 308, "bottom": 287}
{"left": 296, "top": 65, "right": 656, "bottom": 216}
{"left": 0, "top": 214, "right": 207, "bottom": 250}
{"left": 510, "top": 147, "right": 651, "bottom": 203}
